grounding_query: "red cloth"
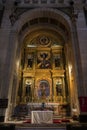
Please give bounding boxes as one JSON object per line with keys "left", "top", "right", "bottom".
{"left": 53, "top": 119, "right": 62, "bottom": 123}
{"left": 23, "top": 119, "right": 31, "bottom": 123}
{"left": 61, "top": 119, "right": 70, "bottom": 122}
{"left": 79, "top": 97, "right": 87, "bottom": 112}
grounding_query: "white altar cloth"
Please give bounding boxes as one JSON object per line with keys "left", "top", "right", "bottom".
{"left": 31, "top": 111, "right": 53, "bottom": 124}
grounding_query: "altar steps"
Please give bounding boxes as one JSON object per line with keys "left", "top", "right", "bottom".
{"left": 25, "top": 114, "right": 66, "bottom": 120}
{"left": 15, "top": 124, "right": 66, "bottom": 130}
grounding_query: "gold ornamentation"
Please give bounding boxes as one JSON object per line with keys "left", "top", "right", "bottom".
{"left": 39, "top": 35, "right": 51, "bottom": 47}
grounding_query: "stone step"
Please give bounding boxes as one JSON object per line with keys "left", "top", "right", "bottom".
{"left": 15, "top": 124, "right": 66, "bottom": 130}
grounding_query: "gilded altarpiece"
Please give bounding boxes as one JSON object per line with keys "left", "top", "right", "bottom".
{"left": 16, "top": 35, "right": 69, "bottom": 115}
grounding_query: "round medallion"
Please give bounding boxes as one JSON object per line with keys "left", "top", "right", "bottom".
{"left": 39, "top": 36, "right": 50, "bottom": 46}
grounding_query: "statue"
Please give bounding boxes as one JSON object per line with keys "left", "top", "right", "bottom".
{"left": 25, "top": 82, "right": 32, "bottom": 102}
{"left": 41, "top": 102, "right": 46, "bottom": 110}
{"left": 55, "top": 56, "right": 61, "bottom": 67}
{"left": 56, "top": 82, "right": 62, "bottom": 96}
{"left": 27, "top": 54, "right": 33, "bottom": 68}
{"left": 26, "top": 84, "right": 31, "bottom": 96}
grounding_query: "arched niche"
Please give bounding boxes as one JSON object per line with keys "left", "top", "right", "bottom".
{"left": 5, "top": 7, "right": 81, "bottom": 121}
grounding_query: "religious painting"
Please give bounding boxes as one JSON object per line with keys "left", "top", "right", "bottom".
{"left": 37, "top": 52, "right": 51, "bottom": 69}
{"left": 38, "top": 80, "right": 50, "bottom": 99}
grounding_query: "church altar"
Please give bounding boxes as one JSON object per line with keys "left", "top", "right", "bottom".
{"left": 31, "top": 110, "right": 53, "bottom": 124}
{"left": 27, "top": 103, "right": 59, "bottom": 115}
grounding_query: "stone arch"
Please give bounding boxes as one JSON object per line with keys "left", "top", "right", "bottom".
{"left": 9, "top": 8, "right": 72, "bottom": 64}
{"left": 5, "top": 7, "right": 81, "bottom": 121}
{"left": 12, "top": 8, "right": 71, "bottom": 33}
{"left": 10, "top": 8, "right": 72, "bottom": 60}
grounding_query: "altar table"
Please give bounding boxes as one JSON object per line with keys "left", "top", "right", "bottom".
{"left": 31, "top": 111, "right": 53, "bottom": 124}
